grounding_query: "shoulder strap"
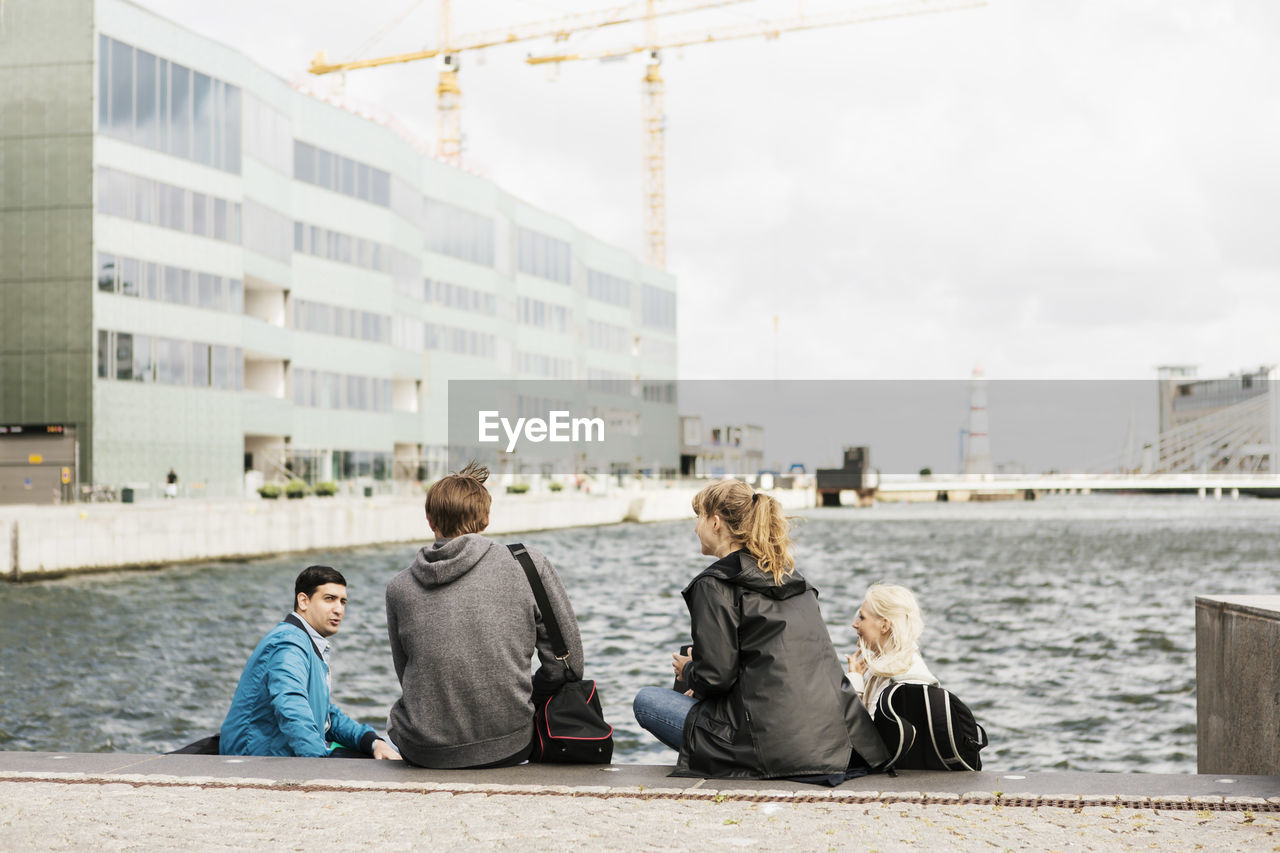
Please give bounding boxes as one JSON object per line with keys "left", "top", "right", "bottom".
{"left": 507, "top": 543, "right": 570, "bottom": 663}
{"left": 283, "top": 613, "right": 325, "bottom": 661}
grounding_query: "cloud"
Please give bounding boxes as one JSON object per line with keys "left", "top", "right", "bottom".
{"left": 134, "top": 0, "right": 1280, "bottom": 381}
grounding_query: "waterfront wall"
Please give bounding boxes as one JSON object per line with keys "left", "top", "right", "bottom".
{"left": 0, "top": 486, "right": 814, "bottom": 580}
{"left": 1196, "top": 594, "right": 1280, "bottom": 775}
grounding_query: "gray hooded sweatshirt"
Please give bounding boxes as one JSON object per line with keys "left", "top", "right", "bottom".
{"left": 385, "top": 534, "right": 585, "bottom": 768}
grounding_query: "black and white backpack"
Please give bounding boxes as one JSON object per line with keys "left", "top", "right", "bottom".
{"left": 873, "top": 682, "right": 988, "bottom": 771}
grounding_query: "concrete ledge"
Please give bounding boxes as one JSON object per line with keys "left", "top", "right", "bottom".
{"left": 0, "top": 487, "right": 815, "bottom": 580}
{"left": 1, "top": 753, "right": 1276, "bottom": 806}
{"left": 4, "top": 754, "right": 1276, "bottom": 850}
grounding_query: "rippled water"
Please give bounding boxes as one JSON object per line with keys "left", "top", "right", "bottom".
{"left": 1, "top": 495, "right": 1275, "bottom": 772}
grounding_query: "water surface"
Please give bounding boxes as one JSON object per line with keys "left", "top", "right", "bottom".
{"left": 1, "top": 495, "right": 1274, "bottom": 771}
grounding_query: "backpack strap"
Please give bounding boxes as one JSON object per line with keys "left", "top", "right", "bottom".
{"left": 508, "top": 543, "right": 574, "bottom": 675}
{"left": 925, "top": 685, "right": 979, "bottom": 772}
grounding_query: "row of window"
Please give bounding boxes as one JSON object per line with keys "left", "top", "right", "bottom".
{"left": 97, "top": 330, "right": 243, "bottom": 390}
{"left": 427, "top": 279, "right": 497, "bottom": 316}
{"left": 430, "top": 323, "right": 497, "bottom": 358}
{"left": 293, "top": 220, "right": 391, "bottom": 274}
{"left": 643, "top": 381, "right": 677, "bottom": 404}
{"left": 98, "top": 35, "right": 241, "bottom": 174}
{"left": 294, "top": 140, "right": 392, "bottom": 208}
{"left": 587, "top": 368, "right": 631, "bottom": 396}
{"left": 641, "top": 284, "right": 677, "bottom": 331}
{"left": 96, "top": 252, "right": 244, "bottom": 314}
{"left": 389, "top": 317, "right": 497, "bottom": 358}
{"left": 516, "top": 351, "right": 574, "bottom": 379}
{"left": 291, "top": 299, "right": 391, "bottom": 344}
{"left": 587, "top": 269, "right": 632, "bottom": 308}
{"left": 586, "top": 319, "right": 632, "bottom": 354}
{"left": 425, "top": 198, "right": 496, "bottom": 267}
{"left": 97, "top": 167, "right": 242, "bottom": 244}
{"left": 292, "top": 369, "right": 393, "bottom": 412}
{"left": 517, "top": 227, "right": 572, "bottom": 284}
{"left": 286, "top": 449, "right": 394, "bottom": 483}
{"left": 517, "top": 297, "right": 571, "bottom": 333}
{"left": 514, "top": 395, "right": 573, "bottom": 420}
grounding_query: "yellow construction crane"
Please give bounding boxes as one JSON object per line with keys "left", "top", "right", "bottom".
{"left": 527, "top": 0, "right": 986, "bottom": 269}
{"left": 309, "top": 0, "right": 751, "bottom": 166}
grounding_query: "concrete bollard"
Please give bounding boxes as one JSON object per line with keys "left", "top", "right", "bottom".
{"left": 1195, "top": 595, "right": 1280, "bottom": 774}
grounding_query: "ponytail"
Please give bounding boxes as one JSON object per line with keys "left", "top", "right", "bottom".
{"left": 692, "top": 481, "right": 795, "bottom": 584}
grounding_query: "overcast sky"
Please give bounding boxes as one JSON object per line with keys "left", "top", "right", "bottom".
{"left": 136, "top": 0, "right": 1280, "bottom": 384}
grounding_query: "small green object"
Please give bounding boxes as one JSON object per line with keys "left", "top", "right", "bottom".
{"left": 257, "top": 483, "right": 282, "bottom": 500}
{"left": 506, "top": 483, "right": 530, "bottom": 494}
{"left": 548, "top": 481, "right": 564, "bottom": 492}
{"left": 285, "top": 479, "right": 310, "bottom": 499}
{"left": 314, "top": 481, "right": 338, "bottom": 497}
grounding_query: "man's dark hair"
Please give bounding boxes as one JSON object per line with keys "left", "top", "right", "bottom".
{"left": 294, "top": 565, "right": 346, "bottom": 610}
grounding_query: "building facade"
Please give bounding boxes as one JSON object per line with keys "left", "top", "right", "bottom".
{"left": 0, "top": 0, "right": 677, "bottom": 501}
{"left": 1153, "top": 366, "right": 1278, "bottom": 474}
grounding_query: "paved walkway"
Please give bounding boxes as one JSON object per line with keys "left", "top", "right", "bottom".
{"left": 2, "top": 753, "right": 1277, "bottom": 851}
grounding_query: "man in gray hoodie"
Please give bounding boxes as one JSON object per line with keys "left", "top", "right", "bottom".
{"left": 385, "top": 462, "right": 585, "bottom": 768}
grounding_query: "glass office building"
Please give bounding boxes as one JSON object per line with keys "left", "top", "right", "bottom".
{"left": 0, "top": 0, "right": 678, "bottom": 498}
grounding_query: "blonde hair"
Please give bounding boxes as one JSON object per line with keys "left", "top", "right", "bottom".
{"left": 424, "top": 461, "right": 492, "bottom": 538}
{"left": 692, "top": 480, "right": 795, "bottom": 584}
{"left": 860, "top": 583, "right": 924, "bottom": 678}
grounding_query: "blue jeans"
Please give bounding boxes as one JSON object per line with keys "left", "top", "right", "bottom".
{"left": 633, "top": 686, "right": 697, "bottom": 752}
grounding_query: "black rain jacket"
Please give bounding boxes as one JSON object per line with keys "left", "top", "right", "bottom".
{"left": 674, "top": 550, "right": 889, "bottom": 779}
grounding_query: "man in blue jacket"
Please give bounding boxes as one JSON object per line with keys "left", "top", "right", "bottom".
{"left": 220, "top": 565, "right": 398, "bottom": 759}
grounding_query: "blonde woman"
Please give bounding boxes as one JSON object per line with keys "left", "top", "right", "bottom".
{"left": 847, "top": 583, "right": 938, "bottom": 716}
{"left": 633, "top": 480, "right": 888, "bottom": 780}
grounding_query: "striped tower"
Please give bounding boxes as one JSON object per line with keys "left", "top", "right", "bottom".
{"left": 964, "top": 366, "right": 994, "bottom": 476}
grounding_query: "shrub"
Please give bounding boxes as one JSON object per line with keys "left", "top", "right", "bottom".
{"left": 285, "top": 479, "right": 310, "bottom": 499}
{"left": 548, "top": 481, "right": 564, "bottom": 492}
{"left": 258, "top": 483, "right": 282, "bottom": 500}
{"left": 506, "top": 482, "right": 530, "bottom": 494}
{"left": 314, "top": 481, "right": 338, "bottom": 497}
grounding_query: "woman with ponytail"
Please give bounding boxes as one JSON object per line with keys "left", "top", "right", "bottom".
{"left": 633, "top": 480, "right": 888, "bottom": 781}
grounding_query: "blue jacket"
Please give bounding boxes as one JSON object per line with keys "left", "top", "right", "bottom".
{"left": 220, "top": 614, "right": 377, "bottom": 757}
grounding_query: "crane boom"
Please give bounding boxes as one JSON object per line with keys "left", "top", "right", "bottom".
{"left": 527, "top": 0, "right": 986, "bottom": 65}
{"left": 308, "top": 0, "right": 750, "bottom": 75}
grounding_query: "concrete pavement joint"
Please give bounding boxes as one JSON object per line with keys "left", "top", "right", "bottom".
{"left": 2, "top": 774, "right": 1276, "bottom": 812}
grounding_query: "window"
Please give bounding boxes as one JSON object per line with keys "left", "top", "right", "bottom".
{"left": 425, "top": 199, "right": 496, "bottom": 267}
{"left": 169, "top": 62, "right": 190, "bottom": 159}
{"left": 133, "top": 335, "right": 152, "bottom": 383}
{"left": 109, "top": 39, "right": 133, "bottom": 140}
{"left": 294, "top": 141, "right": 315, "bottom": 183}
{"left": 115, "top": 333, "right": 133, "bottom": 380}
{"left": 372, "top": 170, "right": 391, "bottom": 207}
{"left": 641, "top": 284, "right": 676, "bottom": 330}
{"left": 587, "top": 269, "right": 632, "bottom": 307}
{"left": 98, "top": 37, "right": 241, "bottom": 173}
{"left": 191, "top": 72, "right": 213, "bottom": 166}
{"left": 97, "top": 253, "right": 116, "bottom": 293}
{"left": 135, "top": 50, "right": 157, "bottom": 149}
{"left": 516, "top": 227, "right": 571, "bottom": 283}
{"left": 120, "top": 258, "right": 140, "bottom": 298}
{"left": 97, "top": 330, "right": 110, "bottom": 378}
{"left": 192, "top": 342, "right": 209, "bottom": 387}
